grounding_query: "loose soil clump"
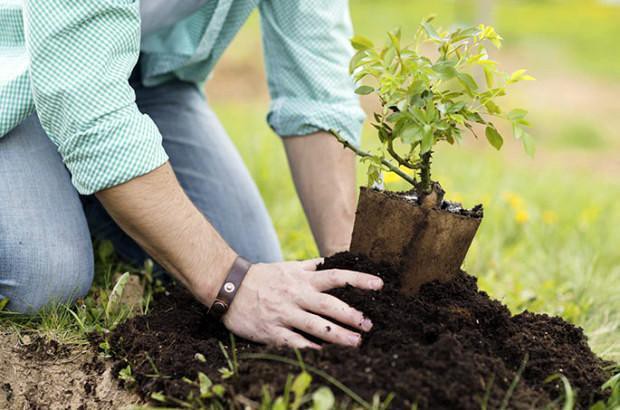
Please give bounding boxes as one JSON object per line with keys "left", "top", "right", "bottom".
{"left": 108, "top": 253, "right": 611, "bottom": 409}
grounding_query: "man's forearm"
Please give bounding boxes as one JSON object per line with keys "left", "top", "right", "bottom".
{"left": 95, "top": 162, "right": 236, "bottom": 306}
{"left": 283, "top": 132, "right": 357, "bottom": 257}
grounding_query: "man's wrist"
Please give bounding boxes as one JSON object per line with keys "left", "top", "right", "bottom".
{"left": 316, "top": 198, "right": 356, "bottom": 257}
{"left": 191, "top": 245, "right": 238, "bottom": 308}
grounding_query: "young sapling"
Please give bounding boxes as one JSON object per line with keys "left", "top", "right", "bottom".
{"left": 331, "top": 17, "right": 534, "bottom": 208}
{"left": 333, "top": 18, "right": 534, "bottom": 294}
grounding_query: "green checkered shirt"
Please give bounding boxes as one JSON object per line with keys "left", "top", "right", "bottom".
{"left": 0, "top": 0, "right": 364, "bottom": 194}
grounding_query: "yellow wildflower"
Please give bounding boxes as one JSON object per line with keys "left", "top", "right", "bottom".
{"left": 502, "top": 192, "right": 524, "bottom": 210}
{"left": 542, "top": 211, "right": 558, "bottom": 225}
{"left": 579, "top": 206, "right": 600, "bottom": 225}
{"left": 383, "top": 172, "right": 401, "bottom": 184}
{"left": 383, "top": 165, "right": 412, "bottom": 185}
{"left": 515, "top": 209, "right": 529, "bottom": 224}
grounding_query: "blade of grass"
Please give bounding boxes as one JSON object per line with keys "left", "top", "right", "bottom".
{"left": 499, "top": 353, "right": 528, "bottom": 410}
{"left": 241, "top": 352, "right": 370, "bottom": 409}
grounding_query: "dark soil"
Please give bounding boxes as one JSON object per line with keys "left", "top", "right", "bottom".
{"left": 384, "top": 187, "right": 484, "bottom": 218}
{"left": 108, "top": 253, "right": 611, "bottom": 409}
{"left": 18, "top": 335, "right": 71, "bottom": 361}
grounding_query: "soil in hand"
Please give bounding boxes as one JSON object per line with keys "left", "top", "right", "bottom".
{"left": 108, "top": 252, "right": 612, "bottom": 409}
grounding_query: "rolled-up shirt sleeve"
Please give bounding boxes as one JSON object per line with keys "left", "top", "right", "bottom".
{"left": 259, "top": 0, "right": 365, "bottom": 146}
{"left": 24, "top": 0, "right": 168, "bottom": 194}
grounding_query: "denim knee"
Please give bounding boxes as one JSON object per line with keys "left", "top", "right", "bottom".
{"left": 0, "top": 239, "right": 94, "bottom": 314}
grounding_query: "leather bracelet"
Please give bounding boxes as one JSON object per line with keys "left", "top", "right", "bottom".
{"left": 208, "top": 256, "right": 252, "bottom": 320}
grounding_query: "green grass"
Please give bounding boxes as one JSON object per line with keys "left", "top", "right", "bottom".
{"left": 228, "top": 0, "right": 620, "bottom": 80}
{"left": 1, "top": 1, "right": 619, "bottom": 408}
{"left": 349, "top": 0, "right": 620, "bottom": 79}
{"left": 551, "top": 120, "right": 609, "bottom": 151}
{"left": 234, "top": 0, "right": 620, "bottom": 79}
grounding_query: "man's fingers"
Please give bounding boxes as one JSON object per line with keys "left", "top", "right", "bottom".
{"left": 273, "top": 328, "right": 321, "bottom": 350}
{"left": 289, "top": 311, "right": 362, "bottom": 347}
{"left": 302, "top": 293, "right": 372, "bottom": 332}
{"left": 299, "top": 258, "right": 324, "bottom": 271}
{"left": 311, "top": 269, "right": 384, "bottom": 292}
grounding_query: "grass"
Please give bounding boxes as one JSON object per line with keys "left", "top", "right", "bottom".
{"left": 349, "top": 0, "right": 620, "bottom": 79}
{"left": 2, "top": 0, "right": 620, "bottom": 408}
{"left": 232, "top": 0, "right": 620, "bottom": 79}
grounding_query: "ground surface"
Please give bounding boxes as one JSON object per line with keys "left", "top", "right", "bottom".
{"left": 1, "top": 1, "right": 619, "bottom": 409}
{"left": 108, "top": 253, "right": 611, "bottom": 409}
{"left": 0, "top": 332, "right": 139, "bottom": 409}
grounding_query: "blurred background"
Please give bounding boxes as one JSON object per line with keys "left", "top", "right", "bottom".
{"left": 204, "top": 0, "right": 620, "bottom": 360}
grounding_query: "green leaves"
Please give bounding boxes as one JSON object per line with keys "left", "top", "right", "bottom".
{"left": 514, "top": 124, "right": 536, "bottom": 157}
{"left": 400, "top": 123, "right": 423, "bottom": 144}
{"left": 508, "top": 69, "right": 535, "bottom": 84}
{"left": 343, "top": 18, "right": 535, "bottom": 187}
{"left": 365, "top": 157, "right": 383, "bottom": 187}
{"left": 196, "top": 372, "right": 226, "bottom": 400}
{"left": 355, "top": 85, "right": 374, "bottom": 95}
{"left": 105, "top": 272, "right": 129, "bottom": 321}
{"left": 420, "top": 125, "right": 434, "bottom": 154}
{"left": 485, "top": 125, "right": 504, "bottom": 150}
{"left": 421, "top": 17, "right": 442, "bottom": 41}
{"left": 507, "top": 108, "right": 528, "bottom": 121}
{"left": 312, "top": 387, "right": 335, "bottom": 410}
{"left": 118, "top": 365, "right": 135, "bottom": 385}
{"left": 387, "top": 28, "right": 401, "bottom": 49}
{"left": 351, "top": 35, "right": 374, "bottom": 51}
{"left": 478, "top": 24, "right": 503, "bottom": 48}
{"left": 291, "top": 371, "right": 312, "bottom": 409}
{"left": 432, "top": 60, "right": 458, "bottom": 79}
{"left": 198, "top": 372, "right": 213, "bottom": 397}
{"left": 520, "top": 131, "right": 536, "bottom": 157}
{"left": 151, "top": 392, "right": 166, "bottom": 402}
{"left": 457, "top": 72, "right": 479, "bottom": 94}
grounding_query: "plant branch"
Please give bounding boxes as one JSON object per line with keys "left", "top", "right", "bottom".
{"left": 387, "top": 138, "right": 417, "bottom": 170}
{"left": 329, "top": 129, "right": 417, "bottom": 186}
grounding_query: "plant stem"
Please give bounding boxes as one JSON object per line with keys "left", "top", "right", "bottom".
{"left": 419, "top": 151, "right": 433, "bottom": 194}
{"left": 329, "top": 129, "right": 416, "bottom": 187}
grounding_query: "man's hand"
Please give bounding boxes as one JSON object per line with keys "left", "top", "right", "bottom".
{"left": 284, "top": 132, "right": 357, "bottom": 257}
{"left": 223, "top": 259, "right": 383, "bottom": 349}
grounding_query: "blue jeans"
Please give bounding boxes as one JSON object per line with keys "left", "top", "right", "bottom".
{"left": 0, "top": 77, "right": 282, "bottom": 313}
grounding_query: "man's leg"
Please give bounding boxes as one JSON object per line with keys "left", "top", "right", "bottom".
{"left": 83, "top": 80, "right": 282, "bottom": 265}
{"left": 0, "top": 115, "right": 94, "bottom": 313}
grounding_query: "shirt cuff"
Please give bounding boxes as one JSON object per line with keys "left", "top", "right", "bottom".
{"left": 267, "top": 98, "right": 366, "bottom": 147}
{"left": 58, "top": 107, "right": 169, "bottom": 195}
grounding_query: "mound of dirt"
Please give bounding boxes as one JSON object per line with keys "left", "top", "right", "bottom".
{"left": 108, "top": 252, "right": 612, "bottom": 409}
